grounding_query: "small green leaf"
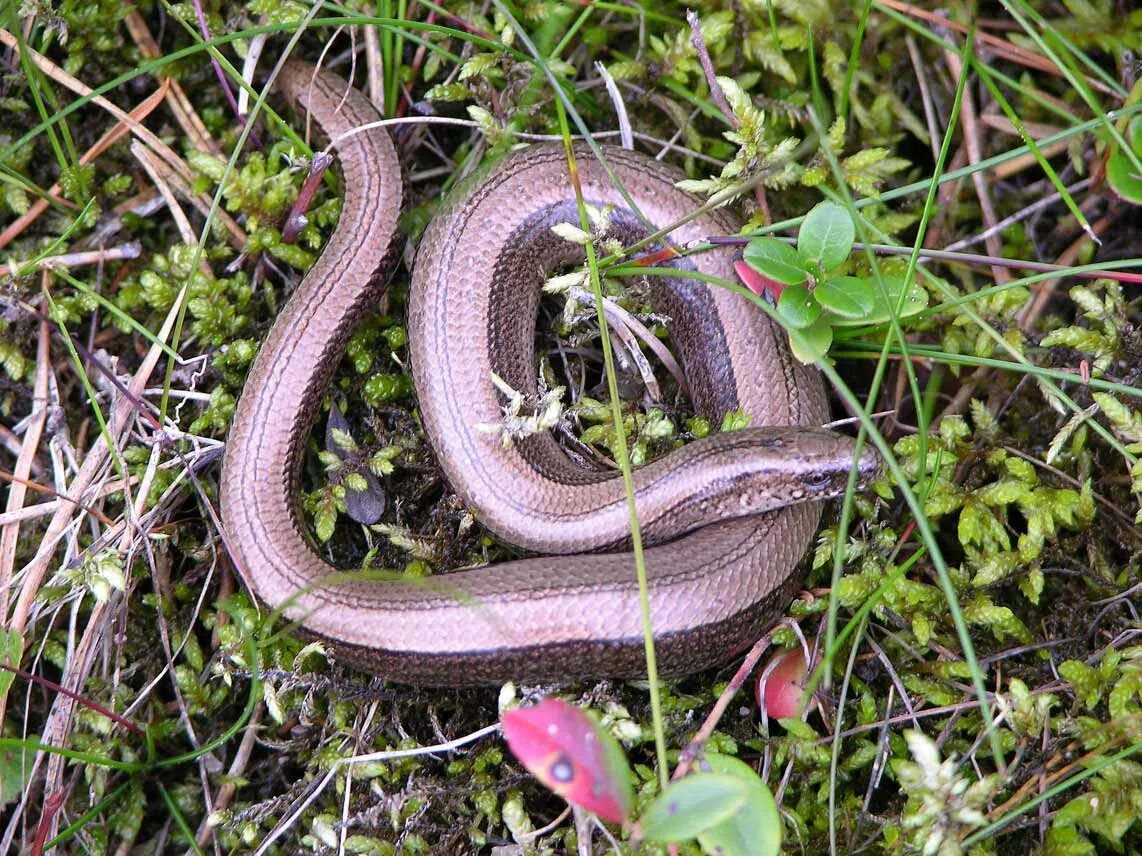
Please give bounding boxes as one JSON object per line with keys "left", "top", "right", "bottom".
{"left": 797, "top": 201, "right": 854, "bottom": 272}
{"left": 368, "top": 446, "right": 401, "bottom": 476}
{"left": 1043, "top": 824, "right": 1096, "bottom": 856}
{"left": 0, "top": 629, "right": 21, "bottom": 702}
{"left": 721, "top": 409, "right": 752, "bottom": 432}
{"left": 1, "top": 739, "right": 34, "bottom": 806}
{"left": 1093, "top": 392, "right": 1142, "bottom": 441}
{"left": 696, "top": 755, "right": 782, "bottom": 856}
{"left": 743, "top": 238, "right": 808, "bottom": 285}
{"left": 641, "top": 773, "right": 750, "bottom": 843}
{"left": 4, "top": 185, "right": 29, "bottom": 216}
{"left": 58, "top": 163, "right": 95, "bottom": 202}
{"left": 424, "top": 82, "right": 470, "bottom": 102}
{"left": 1106, "top": 117, "right": 1142, "bottom": 205}
{"left": 1059, "top": 660, "right": 1102, "bottom": 710}
{"left": 964, "top": 596, "right": 1031, "bottom": 644}
{"left": 788, "top": 317, "right": 833, "bottom": 364}
{"left": 312, "top": 490, "right": 338, "bottom": 542}
{"left": 1018, "top": 566, "right": 1045, "bottom": 605}
{"left": 878, "top": 275, "right": 929, "bottom": 317}
{"left": 343, "top": 472, "right": 368, "bottom": 493}
{"left": 331, "top": 427, "right": 358, "bottom": 455}
{"left": 829, "top": 275, "right": 928, "bottom": 326}
{"left": 467, "top": 105, "right": 506, "bottom": 146}
{"left": 815, "top": 275, "right": 875, "bottom": 318}
{"left": 458, "top": 52, "right": 500, "bottom": 81}
{"left": 776, "top": 284, "right": 822, "bottom": 328}
{"left": 1108, "top": 661, "right": 1141, "bottom": 719}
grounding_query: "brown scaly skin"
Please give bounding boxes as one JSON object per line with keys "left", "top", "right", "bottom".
{"left": 219, "top": 61, "right": 879, "bottom": 685}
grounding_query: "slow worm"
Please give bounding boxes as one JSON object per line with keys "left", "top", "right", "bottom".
{"left": 220, "top": 62, "right": 878, "bottom": 685}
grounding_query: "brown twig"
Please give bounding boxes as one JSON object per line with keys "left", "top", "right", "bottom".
{"left": 944, "top": 46, "right": 1011, "bottom": 286}
{"left": 0, "top": 27, "right": 245, "bottom": 248}
{"left": 130, "top": 141, "right": 203, "bottom": 249}
{"left": 686, "top": 10, "right": 737, "bottom": 128}
{"left": 194, "top": 703, "right": 266, "bottom": 848}
{"left": 672, "top": 623, "right": 783, "bottom": 780}
{"left": 0, "top": 81, "right": 169, "bottom": 250}
{"left": 1017, "top": 213, "right": 1116, "bottom": 330}
{"left": 989, "top": 730, "right": 1131, "bottom": 821}
{"left": 989, "top": 139, "right": 1071, "bottom": 181}
{"left": 29, "top": 788, "right": 65, "bottom": 856}
{"left": 945, "top": 177, "right": 1093, "bottom": 252}
{"left": 0, "top": 663, "right": 144, "bottom": 734}
{"left": 6, "top": 243, "right": 142, "bottom": 273}
{"left": 877, "top": 0, "right": 1118, "bottom": 96}
{"left": 121, "top": 9, "right": 221, "bottom": 156}
{"left": 363, "top": 21, "right": 385, "bottom": 109}
{"left": 5, "top": 282, "right": 187, "bottom": 641}
{"left": 0, "top": 469, "right": 117, "bottom": 528}
{"left": 0, "top": 318, "right": 50, "bottom": 626}
{"left": 906, "top": 34, "right": 941, "bottom": 162}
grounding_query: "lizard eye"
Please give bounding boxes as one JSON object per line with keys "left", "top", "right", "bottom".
{"left": 805, "top": 471, "right": 833, "bottom": 489}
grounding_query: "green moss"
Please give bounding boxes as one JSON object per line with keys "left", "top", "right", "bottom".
{"left": 1, "top": 1, "right": 1139, "bottom": 853}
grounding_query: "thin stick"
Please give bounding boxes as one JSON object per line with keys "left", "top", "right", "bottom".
{"left": 121, "top": 9, "right": 221, "bottom": 156}
{"left": 686, "top": 10, "right": 736, "bottom": 127}
{"left": 672, "top": 624, "right": 783, "bottom": 780}
{"left": 944, "top": 46, "right": 1010, "bottom": 284}
{"left": 876, "top": 0, "right": 1117, "bottom": 95}
{"left": 0, "top": 28, "right": 244, "bottom": 247}
{"left": 7, "top": 244, "right": 142, "bottom": 274}
{"left": 6, "top": 285, "right": 188, "bottom": 639}
{"left": 0, "top": 81, "right": 169, "bottom": 250}
{"left": 1018, "top": 213, "right": 1115, "bottom": 329}
{"left": 0, "top": 318, "right": 50, "bottom": 626}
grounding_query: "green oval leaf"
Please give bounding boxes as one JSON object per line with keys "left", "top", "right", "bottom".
{"left": 1, "top": 740, "right": 35, "bottom": 807}
{"left": 641, "top": 773, "right": 751, "bottom": 843}
{"left": 1106, "top": 116, "right": 1142, "bottom": 205}
{"left": 776, "top": 283, "right": 821, "bottom": 328}
{"left": 788, "top": 317, "right": 833, "bottom": 364}
{"left": 886, "top": 275, "right": 930, "bottom": 317}
{"left": 697, "top": 755, "right": 782, "bottom": 856}
{"left": 743, "top": 238, "right": 808, "bottom": 285}
{"left": 797, "top": 201, "right": 854, "bottom": 272}
{"left": 0, "top": 629, "right": 20, "bottom": 702}
{"left": 829, "top": 275, "right": 929, "bottom": 326}
{"left": 815, "top": 275, "right": 875, "bottom": 319}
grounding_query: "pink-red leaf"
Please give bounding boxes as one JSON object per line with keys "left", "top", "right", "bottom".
{"left": 756, "top": 646, "right": 810, "bottom": 720}
{"left": 734, "top": 259, "right": 785, "bottom": 300}
{"left": 501, "top": 698, "right": 634, "bottom": 824}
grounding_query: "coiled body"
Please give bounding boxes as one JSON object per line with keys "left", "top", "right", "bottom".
{"left": 219, "top": 62, "right": 875, "bottom": 685}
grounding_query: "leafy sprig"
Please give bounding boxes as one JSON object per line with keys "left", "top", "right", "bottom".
{"left": 743, "top": 200, "right": 927, "bottom": 361}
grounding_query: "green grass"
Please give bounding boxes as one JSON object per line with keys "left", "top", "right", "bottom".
{"left": 1, "top": 1, "right": 1140, "bottom": 853}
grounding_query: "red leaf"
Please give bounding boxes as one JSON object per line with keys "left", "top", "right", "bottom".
{"left": 734, "top": 260, "right": 784, "bottom": 299}
{"left": 502, "top": 698, "right": 633, "bottom": 824}
{"left": 630, "top": 246, "right": 679, "bottom": 266}
{"left": 756, "top": 646, "right": 810, "bottom": 720}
